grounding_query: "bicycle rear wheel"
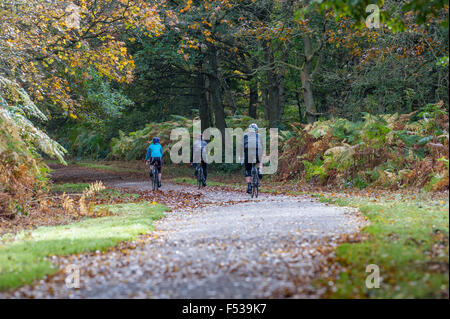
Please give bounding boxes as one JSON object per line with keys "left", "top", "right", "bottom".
{"left": 152, "top": 169, "right": 158, "bottom": 191}
{"left": 156, "top": 172, "right": 160, "bottom": 190}
{"left": 152, "top": 173, "right": 155, "bottom": 190}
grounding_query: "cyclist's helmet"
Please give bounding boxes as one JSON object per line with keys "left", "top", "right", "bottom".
{"left": 152, "top": 137, "right": 160, "bottom": 143}
{"left": 249, "top": 123, "right": 259, "bottom": 132}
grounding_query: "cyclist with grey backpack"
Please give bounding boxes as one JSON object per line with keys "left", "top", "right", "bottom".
{"left": 243, "top": 123, "right": 263, "bottom": 194}
{"left": 190, "top": 133, "right": 208, "bottom": 187}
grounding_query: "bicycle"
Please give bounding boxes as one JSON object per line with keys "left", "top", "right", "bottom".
{"left": 250, "top": 163, "right": 260, "bottom": 198}
{"left": 196, "top": 164, "right": 205, "bottom": 189}
{"left": 147, "top": 161, "right": 160, "bottom": 191}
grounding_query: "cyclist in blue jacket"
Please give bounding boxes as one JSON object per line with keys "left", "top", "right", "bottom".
{"left": 145, "top": 137, "right": 163, "bottom": 187}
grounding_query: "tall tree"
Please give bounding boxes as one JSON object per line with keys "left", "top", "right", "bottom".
{"left": 0, "top": 0, "right": 163, "bottom": 115}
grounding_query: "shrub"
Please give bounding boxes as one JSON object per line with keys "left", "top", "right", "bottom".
{"left": 0, "top": 76, "right": 66, "bottom": 217}
{"left": 278, "top": 102, "right": 449, "bottom": 190}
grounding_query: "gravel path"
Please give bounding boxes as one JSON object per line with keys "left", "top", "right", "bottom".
{"left": 2, "top": 180, "right": 365, "bottom": 299}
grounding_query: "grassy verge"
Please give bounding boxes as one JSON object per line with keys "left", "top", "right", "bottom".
{"left": 50, "top": 183, "right": 91, "bottom": 193}
{"left": 50, "top": 182, "right": 140, "bottom": 200}
{"left": 318, "top": 193, "right": 449, "bottom": 298}
{"left": 0, "top": 201, "right": 168, "bottom": 291}
{"left": 75, "top": 161, "right": 142, "bottom": 174}
{"left": 64, "top": 161, "right": 195, "bottom": 179}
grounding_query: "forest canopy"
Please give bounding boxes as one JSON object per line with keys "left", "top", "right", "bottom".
{"left": 0, "top": 0, "right": 449, "bottom": 215}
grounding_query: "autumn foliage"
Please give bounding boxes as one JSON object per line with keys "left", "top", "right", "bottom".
{"left": 1, "top": 0, "right": 164, "bottom": 217}
{"left": 0, "top": 0, "right": 163, "bottom": 111}
{"left": 1, "top": 0, "right": 449, "bottom": 218}
{"left": 278, "top": 101, "right": 449, "bottom": 191}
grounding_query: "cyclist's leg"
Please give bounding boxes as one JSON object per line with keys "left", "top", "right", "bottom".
{"left": 256, "top": 150, "right": 263, "bottom": 179}
{"left": 257, "top": 161, "right": 263, "bottom": 180}
{"left": 202, "top": 161, "right": 208, "bottom": 186}
{"left": 193, "top": 163, "right": 198, "bottom": 176}
{"left": 149, "top": 157, "right": 155, "bottom": 177}
{"left": 245, "top": 162, "right": 252, "bottom": 193}
{"left": 152, "top": 158, "right": 162, "bottom": 186}
{"left": 157, "top": 158, "right": 162, "bottom": 186}
{"left": 201, "top": 161, "right": 207, "bottom": 179}
{"left": 244, "top": 149, "right": 251, "bottom": 182}
{"left": 244, "top": 151, "right": 252, "bottom": 183}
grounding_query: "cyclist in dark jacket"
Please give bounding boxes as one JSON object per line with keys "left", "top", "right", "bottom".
{"left": 190, "top": 133, "right": 208, "bottom": 187}
{"left": 243, "top": 123, "right": 263, "bottom": 194}
{"left": 191, "top": 134, "right": 208, "bottom": 186}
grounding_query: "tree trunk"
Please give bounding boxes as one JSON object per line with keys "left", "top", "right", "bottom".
{"left": 248, "top": 58, "right": 258, "bottom": 119}
{"left": 207, "top": 45, "right": 226, "bottom": 137}
{"left": 277, "top": 48, "right": 288, "bottom": 122}
{"left": 301, "top": 34, "right": 317, "bottom": 124}
{"left": 262, "top": 80, "right": 269, "bottom": 121}
{"left": 264, "top": 42, "right": 279, "bottom": 128}
{"left": 248, "top": 76, "right": 258, "bottom": 118}
{"left": 264, "top": 41, "right": 286, "bottom": 128}
{"left": 195, "top": 72, "right": 212, "bottom": 131}
{"left": 295, "top": 91, "right": 304, "bottom": 123}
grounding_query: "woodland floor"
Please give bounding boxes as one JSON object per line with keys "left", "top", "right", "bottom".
{"left": 0, "top": 163, "right": 366, "bottom": 298}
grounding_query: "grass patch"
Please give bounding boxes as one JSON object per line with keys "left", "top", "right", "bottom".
{"left": 50, "top": 183, "right": 139, "bottom": 200}
{"left": 76, "top": 162, "right": 141, "bottom": 174}
{"left": 50, "top": 183, "right": 90, "bottom": 193}
{"left": 319, "top": 194, "right": 449, "bottom": 298}
{"left": 98, "top": 189, "right": 140, "bottom": 201}
{"left": 0, "top": 202, "right": 168, "bottom": 291}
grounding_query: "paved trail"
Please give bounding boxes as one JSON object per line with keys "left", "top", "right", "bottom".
{"left": 3, "top": 171, "right": 365, "bottom": 299}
